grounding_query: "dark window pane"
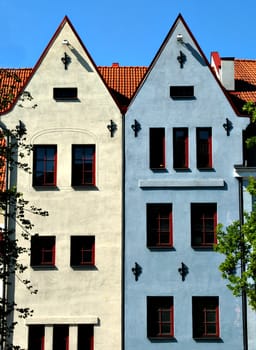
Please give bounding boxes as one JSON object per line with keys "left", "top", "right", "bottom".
{"left": 150, "top": 128, "right": 165, "bottom": 169}
{"left": 53, "top": 87, "right": 78, "bottom": 100}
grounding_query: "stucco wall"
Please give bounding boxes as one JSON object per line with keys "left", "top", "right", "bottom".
{"left": 2, "top": 21, "right": 122, "bottom": 350}
{"left": 124, "top": 18, "right": 248, "bottom": 350}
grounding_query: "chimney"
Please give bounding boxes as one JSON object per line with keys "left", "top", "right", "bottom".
{"left": 112, "top": 62, "right": 119, "bottom": 67}
{"left": 211, "top": 53, "right": 235, "bottom": 91}
{"left": 220, "top": 57, "right": 235, "bottom": 90}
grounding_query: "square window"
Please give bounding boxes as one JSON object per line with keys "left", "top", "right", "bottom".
{"left": 173, "top": 128, "right": 188, "bottom": 169}
{"left": 72, "top": 145, "right": 96, "bottom": 186}
{"left": 170, "top": 86, "right": 194, "bottom": 98}
{"left": 192, "top": 297, "right": 219, "bottom": 339}
{"left": 70, "top": 236, "right": 95, "bottom": 267}
{"left": 33, "top": 145, "right": 57, "bottom": 186}
{"left": 147, "top": 204, "right": 173, "bottom": 248}
{"left": 149, "top": 128, "right": 165, "bottom": 169}
{"left": 53, "top": 87, "right": 78, "bottom": 100}
{"left": 53, "top": 325, "right": 69, "bottom": 350}
{"left": 31, "top": 236, "right": 56, "bottom": 267}
{"left": 78, "top": 325, "right": 94, "bottom": 350}
{"left": 147, "top": 296, "right": 174, "bottom": 339}
{"left": 28, "top": 325, "right": 45, "bottom": 350}
{"left": 196, "top": 128, "right": 212, "bottom": 169}
{"left": 191, "top": 203, "right": 217, "bottom": 248}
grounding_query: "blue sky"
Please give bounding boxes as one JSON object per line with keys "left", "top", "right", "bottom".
{"left": 0, "top": 0, "right": 255, "bottom": 68}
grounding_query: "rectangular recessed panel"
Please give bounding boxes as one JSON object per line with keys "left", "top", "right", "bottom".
{"left": 53, "top": 87, "right": 78, "bottom": 100}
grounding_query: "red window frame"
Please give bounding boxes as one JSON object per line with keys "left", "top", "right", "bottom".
{"left": 191, "top": 203, "right": 217, "bottom": 248}
{"left": 149, "top": 128, "right": 165, "bottom": 169}
{"left": 78, "top": 325, "right": 94, "bottom": 350}
{"left": 147, "top": 204, "right": 173, "bottom": 248}
{"left": 147, "top": 297, "right": 174, "bottom": 339}
{"left": 196, "top": 128, "right": 212, "bottom": 169}
{"left": 53, "top": 325, "right": 69, "bottom": 350}
{"left": 72, "top": 145, "right": 96, "bottom": 186}
{"left": 28, "top": 325, "right": 45, "bottom": 350}
{"left": 173, "top": 128, "right": 188, "bottom": 169}
{"left": 31, "top": 236, "right": 56, "bottom": 267}
{"left": 192, "top": 297, "right": 219, "bottom": 339}
{"left": 71, "top": 236, "right": 95, "bottom": 267}
{"left": 33, "top": 145, "right": 57, "bottom": 186}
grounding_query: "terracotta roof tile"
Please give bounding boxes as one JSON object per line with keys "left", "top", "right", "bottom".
{"left": 229, "top": 59, "right": 256, "bottom": 112}
{"left": 234, "top": 59, "right": 256, "bottom": 86}
{"left": 98, "top": 65, "right": 147, "bottom": 108}
{"left": 0, "top": 66, "right": 147, "bottom": 112}
{"left": 0, "top": 68, "right": 32, "bottom": 114}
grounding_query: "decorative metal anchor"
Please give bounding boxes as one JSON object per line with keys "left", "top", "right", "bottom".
{"left": 178, "top": 262, "right": 189, "bottom": 281}
{"left": 223, "top": 118, "right": 233, "bottom": 136}
{"left": 61, "top": 52, "right": 71, "bottom": 70}
{"left": 177, "top": 51, "right": 186, "bottom": 68}
{"left": 131, "top": 119, "right": 141, "bottom": 137}
{"left": 132, "top": 262, "right": 142, "bottom": 281}
{"left": 107, "top": 120, "right": 117, "bottom": 137}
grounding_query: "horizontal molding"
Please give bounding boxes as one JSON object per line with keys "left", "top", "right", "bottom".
{"left": 26, "top": 316, "right": 99, "bottom": 325}
{"left": 139, "top": 178, "right": 225, "bottom": 188}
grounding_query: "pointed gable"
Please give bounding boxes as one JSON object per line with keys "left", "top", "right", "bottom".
{"left": 128, "top": 14, "right": 238, "bottom": 116}
{"left": 2, "top": 16, "right": 122, "bottom": 114}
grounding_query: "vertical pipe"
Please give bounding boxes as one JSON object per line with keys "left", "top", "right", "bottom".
{"left": 0, "top": 130, "right": 10, "bottom": 350}
{"left": 121, "top": 111, "right": 125, "bottom": 350}
{"left": 238, "top": 177, "right": 248, "bottom": 350}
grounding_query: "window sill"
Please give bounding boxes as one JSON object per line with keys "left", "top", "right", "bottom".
{"left": 72, "top": 185, "right": 98, "bottom": 191}
{"left": 147, "top": 246, "right": 175, "bottom": 251}
{"left": 148, "top": 336, "right": 176, "bottom": 342}
{"left": 54, "top": 98, "right": 80, "bottom": 102}
{"left": 174, "top": 167, "right": 191, "bottom": 172}
{"left": 192, "top": 245, "right": 214, "bottom": 251}
{"left": 71, "top": 265, "right": 97, "bottom": 271}
{"left": 193, "top": 337, "right": 222, "bottom": 342}
{"left": 197, "top": 167, "right": 215, "bottom": 171}
{"left": 31, "top": 265, "right": 57, "bottom": 270}
{"left": 33, "top": 185, "right": 58, "bottom": 191}
{"left": 150, "top": 167, "right": 167, "bottom": 172}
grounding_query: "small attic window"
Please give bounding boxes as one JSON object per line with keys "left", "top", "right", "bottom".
{"left": 170, "top": 86, "right": 194, "bottom": 99}
{"left": 53, "top": 87, "right": 78, "bottom": 101}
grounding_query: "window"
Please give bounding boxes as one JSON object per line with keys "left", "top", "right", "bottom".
{"left": 150, "top": 128, "right": 165, "bottom": 169}
{"left": 173, "top": 128, "right": 188, "bottom": 169}
{"left": 53, "top": 325, "right": 69, "bottom": 350}
{"left": 147, "top": 297, "right": 174, "bottom": 339}
{"left": 53, "top": 87, "right": 78, "bottom": 100}
{"left": 72, "top": 145, "right": 96, "bottom": 186}
{"left": 70, "top": 236, "right": 95, "bottom": 267}
{"left": 196, "top": 128, "right": 212, "bottom": 169}
{"left": 78, "top": 325, "right": 94, "bottom": 350}
{"left": 33, "top": 145, "right": 57, "bottom": 186}
{"left": 192, "top": 297, "right": 219, "bottom": 339}
{"left": 31, "top": 236, "right": 56, "bottom": 267}
{"left": 28, "top": 325, "right": 45, "bottom": 350}
{"left": 147, "top": 204, "right": 173, "bottom": 248}
{"left": 170, "top": 86, "right": 194, "bottom": 98}
{"left": 191, "top": 203, "right": 217, "bottom": 248}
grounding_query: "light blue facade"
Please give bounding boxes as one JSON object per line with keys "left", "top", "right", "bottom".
{"left": 124, "top": 15, "right": 248, "bottom": 350}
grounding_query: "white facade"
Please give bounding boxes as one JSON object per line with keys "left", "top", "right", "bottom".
{"left": 1, "top": 17, "right": 122, "bottom": 350}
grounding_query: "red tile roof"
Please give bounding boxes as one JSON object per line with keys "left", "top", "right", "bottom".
{"left": 98, "top": 65, "right": 147, "bottom": 109}
{"left": 229, "top": 59, "right": 256, "bottom": 111}
{"left": 2, "top": 60, "right": 256, "bottom": 114}
{"left": 0, "top": 68, "right": 32, "bottom": 113}
{"left": 0, "top": 66, "right": 147, "bottom": 113}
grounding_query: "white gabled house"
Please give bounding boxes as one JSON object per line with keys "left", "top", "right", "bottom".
{"left": 1, "top": 16, "right": 123, "bottom": 350}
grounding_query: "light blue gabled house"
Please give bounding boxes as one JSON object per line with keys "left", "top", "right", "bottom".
{"left": 124, "top": 14, "right": 248, "bottom": 350}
